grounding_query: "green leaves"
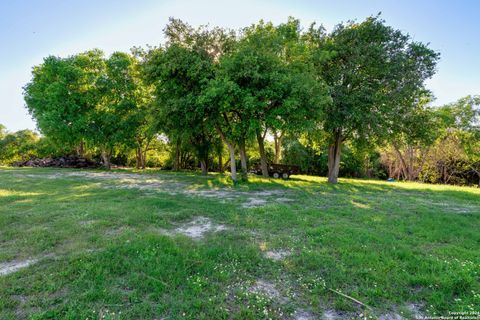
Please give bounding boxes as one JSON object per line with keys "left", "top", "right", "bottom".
{"left": 24, "top": 50, "right": 154, "bottom": 163}
{"left": 316, "top": 15, "right": 439, "bottom": 142}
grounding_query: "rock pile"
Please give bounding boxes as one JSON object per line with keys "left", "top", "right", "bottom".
{"left": 14, "top": 156, "right": 100, "bottom": 168}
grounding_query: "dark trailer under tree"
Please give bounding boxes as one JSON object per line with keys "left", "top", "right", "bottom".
{"left": 251, "top": 164, "right": 300, "bottom": 179}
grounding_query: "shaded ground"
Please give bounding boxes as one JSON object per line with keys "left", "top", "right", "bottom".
{"left": 0, "top": 167, "right": 479, "bottom": 319}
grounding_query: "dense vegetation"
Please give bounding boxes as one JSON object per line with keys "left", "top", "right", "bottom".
{"left": 1, "top": 16, "right": 478, "bottom": 185}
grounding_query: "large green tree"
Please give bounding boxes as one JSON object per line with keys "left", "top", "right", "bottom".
{"left": 24, "top": 52, "right": 100, "bottom": 154}
{"left": 208, "top": 18, "right": 328, "bottom": 178}
{"left": 92, "top": 51, "right": 153, "bottom": 169}
{"left": 145, "top": 19, "right": 234, "bottom": 175}
{"left": 25, "top": 50, "right": 154, "bottom": 169}
{"left": 310, "top": 16, "right": 439, "bottom": 183}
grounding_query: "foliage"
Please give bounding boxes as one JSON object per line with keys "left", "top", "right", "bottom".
{"left": 19, "top": 16, "right": 478, "bottom": 185}
{"left": 0, "top": 129, "right": 40, "bottom": 164}
{"left": 309, "top": 15, "right": 439, "bottom": 183}
{"left": 144, "top": 19, "right": 234, "bottom": 174}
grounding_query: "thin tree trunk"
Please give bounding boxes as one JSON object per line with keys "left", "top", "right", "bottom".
{"left": 141, "top": 140, "right": 150, "bottom": 169}
{"left": 327, "top": 133, "right": 342, "bottom": 184}
{"left": 412, "top": 147, "right": 430, "bottom": 180}
{"left": 135, "top": 147, "right": 141, "bottom": 169}
{"left": 101, "top": 148, "right": 112, "bottom": 170}
{"left": 227, "top": 143, "right": 237, "bottom": 181}
{"left": 393, "top": 144, "right": 408, "bottom": 180}
{"left": 200, "top": 159, "right": 208, "bottom": 175}
{"left": 77, "top": 140, "right": 84, "bottom": 157}
{"left": 142, "top": 149, "right": 147, "bottom": 169}
{"left": 273, "top": 131, "right": 283, "bottom": 164}
{"left": 256, "top": 129, "right": 269, "bottom": 178}
{"left": 173, "top": 139, "right": 180, "bottom": 171}
{"left": 239, "top": 139, "right": 248, "bottom": 180}
{"left": 222, "top": 158, "right": 231, "bottom": 172}
{"left": 216, "top": 126, "right": 237, "bottom": 182}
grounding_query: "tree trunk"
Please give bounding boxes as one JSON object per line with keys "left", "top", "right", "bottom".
{"left": 239, "top": 139, "right": 248, "bottom": 180}
{"left": 173, "top": 139, "right": 180, "bottom": 171}
{"left": 216, "top": 126, "right": 237, "bottom": 182}
{"left": 273, "top": 131, "right": 283, "bottom": 164}
{"left": 200, "top": 159, "right": 208, "bottom": 175}
{"left": 77, "top": 140, "right": 84, "bottom": 157}
{"left": 227, "top": 143, "right": 237, "bottom": 182}
{"left": 101, "top": 148, "right": 112, "bottom": 170}
{"left": 393, "top": 144, "right": 409, "bottom": 180}
{"left": 218, "top": 153, "right": 223, "bottom": 173}
{"left": 142, "top": 148, "right": 147, "bottom": 169}
{"left": 135, "top": 147, "right": 141, "bottom": 169}
{"left": 256, "top": 129, "right": 269, "bottom": 178}
{"left": 327, "top": 133, "right": 342, "bottom": 184}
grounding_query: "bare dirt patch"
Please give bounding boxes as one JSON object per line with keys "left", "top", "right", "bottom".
{"left": 378, "top": 313, "right": 403, "bottom": 320}
{"left": 104, "top": 226, "right": 133, "bottom": 236}
{"left": 265, "top": 249, "right": 291, "bottom": 261}
{"left": 170, "top": 217, "right": 227, "bottom": 240}
{"left": 242, "top": 198, "right": 268, "bottom": 208}
{"left": 407, "top": 303, "right": 425, "bottom": 319}
{"left": 377, "top": 303, "right": 424, "bottom": 320}
{"left": 247, "top": 278, "right": 291, "bottom": 305}
{"left": 8, "top": 170, "right": 296, "bottom": 208}
{"left": 293, "top": 309, "right": 315, "bottom": 320}
{"left": 322, "top": 309, "right": 363, "bottom": 320}
{"left": 249, "top": 279, "right": 282, "bottom": 299}
{"left": 0, "top": 259, "right": 38, "bottom": 276}
{"left": 79, "top": 220, "right": 96, "bottom": 226}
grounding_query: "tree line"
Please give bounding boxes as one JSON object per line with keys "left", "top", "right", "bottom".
{"left": 6, "top": 16, "right": 476, "bottom": 184}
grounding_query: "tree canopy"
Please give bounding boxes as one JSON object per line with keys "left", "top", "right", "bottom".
{"left": 21, "top": 16, "right": 480, "bottom": 186}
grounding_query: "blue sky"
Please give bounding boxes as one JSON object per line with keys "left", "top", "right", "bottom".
{"left": 1, "top": 0, "right": 479, "bottom": 131}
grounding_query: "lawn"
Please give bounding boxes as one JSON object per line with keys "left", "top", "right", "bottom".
{"left": 0, "top": 167, "right": 479, "bottom": 319}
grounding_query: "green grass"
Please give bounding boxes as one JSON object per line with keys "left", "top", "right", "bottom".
{"left": 0, "top": 167, "right": 479, "bottom": 319}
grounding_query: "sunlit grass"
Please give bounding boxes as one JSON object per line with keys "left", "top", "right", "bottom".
{"left": 0, "top": 167, "right": 478, "bottom": 319}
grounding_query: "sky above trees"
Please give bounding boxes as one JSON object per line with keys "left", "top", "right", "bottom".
{"left": 1, "top": 0, "right": 479, "bottom": 131}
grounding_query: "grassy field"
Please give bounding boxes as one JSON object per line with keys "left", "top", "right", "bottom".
{"left": 0, "top": 167, "right": 479, "bottom": 319}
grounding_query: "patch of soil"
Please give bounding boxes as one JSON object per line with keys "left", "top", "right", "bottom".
{"left": 104, "top": 226, "right": 133, "bottom": 236}
{"left": 248, "top": 280, "right": 282, "bottom": 300}
{"left": 0, "top": 259, "right": 38, "bottom": 276}
{"left": 407, "top": 303, "right": 425, "bottom": 319}
{"left": 11, "top": 170, "right": 294, "bottom": 208}
{"left": 293, "top": 309, "right": 315, "bottom": 320}
{"left": 265, "top": 249, "right": 291, "bottom": 261}
{"left": 322, "top": 309, "right": 363, "bottom": 320}
{"left": 242, "top": 198, "right": 268, "bottom": 208}
{"left": 378, "top": 313, "right": 403, "bottom": 320}
{"left": 172, "top": 217, "right": 227, "bottom": 240}
{"left": 187, "top": 189, "right": 237, "bottom": 200}
{"left": 79, "top": 220, "right": 96, "bottom": 226}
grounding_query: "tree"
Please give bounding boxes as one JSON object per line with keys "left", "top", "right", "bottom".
{"left": 201, "top": 76, "right": 246, "bottom": 181}
{"left": 145, "top": 19, "right": 234, "bottom": 176}
{"left": 381, "top": 94, "right": 438, "bottom": 180}
{"left": 211, "top": 18, "right": 328, "bottom": 178}
{"left": 91, "top": 51, "right": 153, "bottom": 169}
{"left": 434, "top": 95, "right": 480, "bottom": 185}
{"left": 311, "top": 16, "right": 439, "bottom": 183}
{"left": 24, "top": 53, "right": 98, "bottom": 153}
{"left": 0, "top": 129, "right": 40, "bottom": 164}
{"left": 25, "top": 50, "right": 154, "bottom": 169}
